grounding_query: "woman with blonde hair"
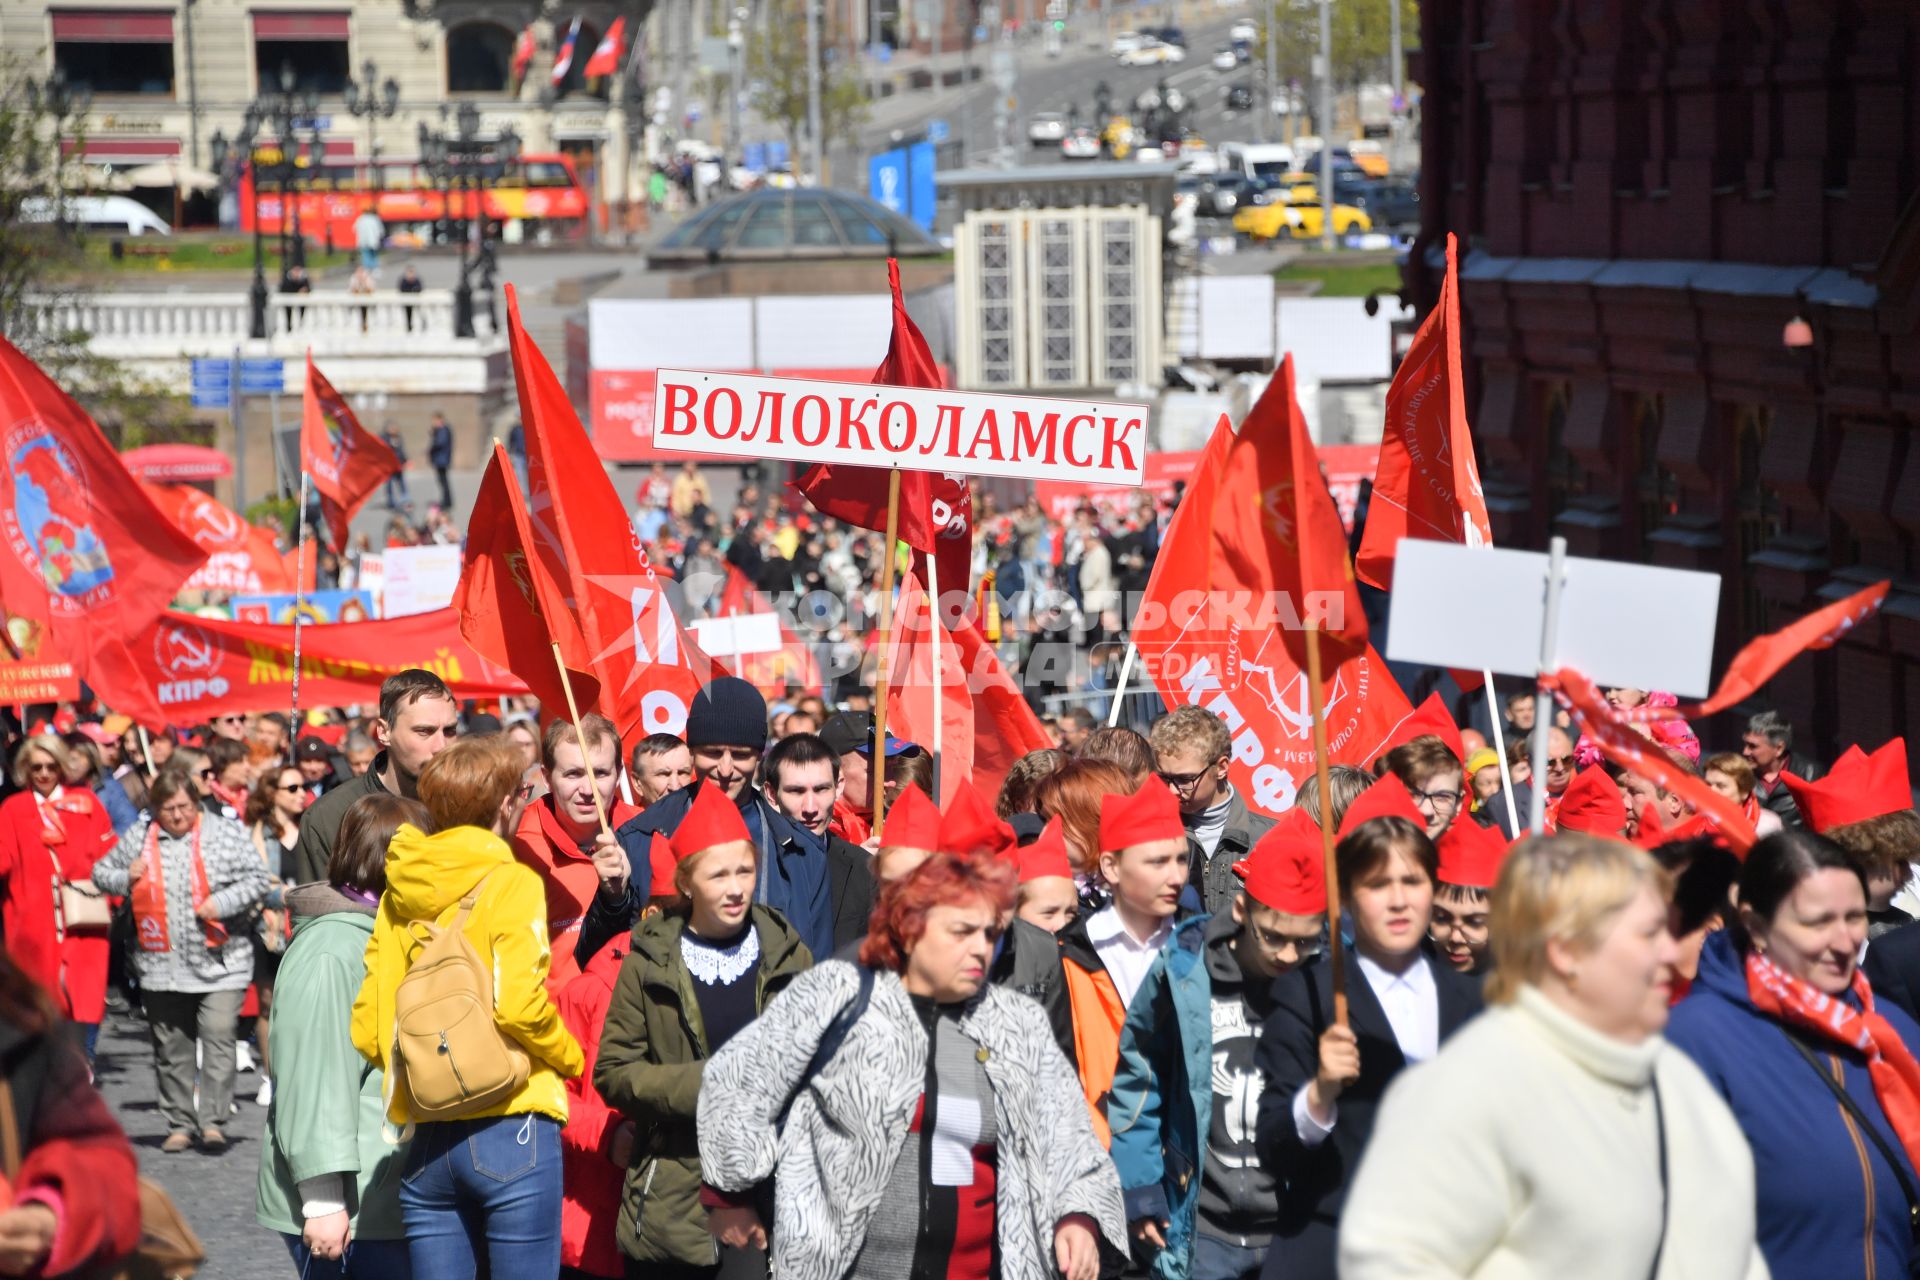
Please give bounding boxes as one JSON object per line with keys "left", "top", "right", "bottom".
{"left": 1339, "top": 833, "right": 1764, "bottom": 1279}
{"left": 594, "top": 780, "right": 813, "bottom": 1277}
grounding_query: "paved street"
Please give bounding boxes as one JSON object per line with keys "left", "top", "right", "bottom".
{"left": 93, "top": 1008, "right": 284, "bottom": 1278}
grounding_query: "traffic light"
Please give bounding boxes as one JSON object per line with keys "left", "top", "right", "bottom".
{"left": 1052, "top": 18, "right": 1064, "bottom": 30}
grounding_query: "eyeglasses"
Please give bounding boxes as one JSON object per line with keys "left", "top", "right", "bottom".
{"left": 27, "top": 762, "right": 59, "bottom": 774}
{"left": 1157, "top": 760, "right": 1223, "bottom": 793}
{"left": 1410, "top": 786, "right": 1467, "bottom": 812}
{"left": 515, "top": 782, "right": 536, "bottom": 802}
{"left": 277, "top": 783, "right": 304, "bottom": 793}
{"left": 198, "top": 767, "right": 216, "bottom": 779}
{"left": 216, "top": 715, "right": 244, "bottom": 725}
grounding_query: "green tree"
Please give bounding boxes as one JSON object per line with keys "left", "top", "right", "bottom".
{"left": 746, "top": 1, "right": 870, "bottom": 174}
{"left": 1258, "top": 0, "right": 1419, "bottom": 93}
{"left": 0, "top": 54, "right": 202, "bottom": 447}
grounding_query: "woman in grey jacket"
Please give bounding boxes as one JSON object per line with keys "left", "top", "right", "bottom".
{"left": 92, "top": 767, "right": 269, "bottom": 1154}
{"left": 697, "top": 850, "right": 1126, "bottom": 1280}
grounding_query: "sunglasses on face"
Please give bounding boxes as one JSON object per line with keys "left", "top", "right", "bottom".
{"left": 1546, "top": 755, "right": 1575, "bottom": 771}
{"left": 27, "top": 762, "right": 59, "bottom": 774}
{"left": 277, "top": 783, "right": 304, "bottom": 793}
{"left": 198, "top": 767, "right": 216, "bottom": 779}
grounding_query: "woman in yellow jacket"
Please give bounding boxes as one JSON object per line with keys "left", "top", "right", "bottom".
{"left": 351, "top": 736, "right": 584, "bottom": 1276}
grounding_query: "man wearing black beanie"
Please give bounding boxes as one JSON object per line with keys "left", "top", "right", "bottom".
{"left": 575, "top": 676, "right": 835, "bottom": 966}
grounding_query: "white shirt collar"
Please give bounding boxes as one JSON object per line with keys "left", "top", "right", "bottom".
{"left": 1086, "top": 904, "right": 1173, "bottom": 951}
{"left": 1355, "top": 950, "right": 1435, "bottom": 996}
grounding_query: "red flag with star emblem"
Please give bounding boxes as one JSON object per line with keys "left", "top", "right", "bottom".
{"left": 1213, "top": 353, "right": 1369, "bottom": 664}
{"left": 301, "top": 355, "right": 399, "bottom": 554}
{"left": 506, "top": 285, "right": 718, "bottom": 740}
{"left": 1355, "top": 232, "right": 1491, "bottom": 592}
{"left": 455, "top": 443, "right": 599, "bottom": 717}
{"left": 793, "top": 258, "right": 947, "bottom": 555}
{"left": 1127, "top": 407, "right": 1413, "bottom": 822}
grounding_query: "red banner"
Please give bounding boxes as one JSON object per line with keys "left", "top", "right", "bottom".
{"left": 0, "top": 659, "right": 80, "bottom": 703}
{"left": 1129, "top": 413, "right": 1414, "bottom": 821}
{"left": 86, "top": 609, "right": 526, "bottom": 723}
{"left": 139, "top": 482, "right": 297, "bottom": 596}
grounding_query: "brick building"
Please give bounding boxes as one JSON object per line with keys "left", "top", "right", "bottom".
{"left": 1408, "top": 0, "right": 1920, "bottom": 780}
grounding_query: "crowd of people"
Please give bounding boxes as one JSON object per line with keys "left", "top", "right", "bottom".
{"left": 0, "top": 658, "right": 1917, "bottom": 1280}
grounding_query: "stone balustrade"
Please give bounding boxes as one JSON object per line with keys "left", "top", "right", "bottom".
{"left": 17, "top": 289, "right": 502, "bottom": 362}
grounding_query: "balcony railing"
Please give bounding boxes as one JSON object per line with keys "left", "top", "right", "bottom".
{"left": 16, "top": 289, "right": 501, "bottom": 359}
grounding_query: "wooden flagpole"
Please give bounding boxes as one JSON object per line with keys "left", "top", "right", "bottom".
{"left": 870, "top": 468, "right": 903, "bottom": 830}
{"left": 288, "top": 466, "right": 311, "bottom": 741}
{"left": 1304, "top": 622, "right": 1348, "bottom": 1029}
{"left": 551, "top": 642, "right": 614, "bottom": 838}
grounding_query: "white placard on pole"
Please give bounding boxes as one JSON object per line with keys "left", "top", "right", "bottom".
{"left": 650, "top": 368, "right": 1150, "bottom": 487}
{"left": 687, "top": 612, "right": 786, "bottom": 658}
{"left": 1384, "top": 539, "right": 1722, "bottom": 698}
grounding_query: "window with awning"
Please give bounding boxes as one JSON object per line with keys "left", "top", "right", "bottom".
{"left": 253, "top": 11, "right": 351, "bottom": 95}
{"left": 52, "top": 9, "right": 175, "bottom": 95}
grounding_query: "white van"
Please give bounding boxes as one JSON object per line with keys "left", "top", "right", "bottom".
{"left": 18, "top": 195, "right": 172, "bottom": 236}
{"left": 1217, "top": 141, "right": 1296, "bottom": 182}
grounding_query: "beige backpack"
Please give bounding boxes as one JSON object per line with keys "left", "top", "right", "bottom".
{"left": 386, "top": 873, "right": 530, "bottom": 1128}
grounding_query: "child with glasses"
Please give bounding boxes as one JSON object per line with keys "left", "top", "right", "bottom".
{"left": 1377, "top": 736, "right": 1466, "bottom": 842}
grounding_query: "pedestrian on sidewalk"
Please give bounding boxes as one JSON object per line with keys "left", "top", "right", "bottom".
{"left": 427, "top": 412, "right": 454, "bottom": 510}
{"left": 91, "top": 768, "right": 270, "bottom": 1154}
{"left": 381, "top": 423, "right": 410, "bottom": 508}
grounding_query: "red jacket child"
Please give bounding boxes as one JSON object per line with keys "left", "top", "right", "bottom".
{"left": 556, "top": 939, "right": 631, "bottom": 1278}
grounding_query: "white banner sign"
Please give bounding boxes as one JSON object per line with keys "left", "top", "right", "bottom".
{"left": 651, "top": 368, "right": 1151, "bottom": 486}
{"left": 382, "top": 544, "right": 464, "bottom": 619}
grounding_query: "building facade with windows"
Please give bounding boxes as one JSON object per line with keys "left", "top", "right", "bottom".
{"left": 2, "top": 1, "right": 665, "bottom": 229}
{"left": 1409, "top": 0, "right": 1920, "bottom": 778}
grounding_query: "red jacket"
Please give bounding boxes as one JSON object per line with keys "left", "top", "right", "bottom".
{"left": 513, "top": 796, "right": 643, "bottom": 994}
{"left": 1, "top": 1021, "right": 142, "bottom": 1274}
{"left": 557, "top": 940, "right": 629, "bottom": 1278}
{"left": 0, "top": 789, "right": 114, "bottom": 1020}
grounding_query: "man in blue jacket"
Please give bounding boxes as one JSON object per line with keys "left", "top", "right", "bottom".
{"left": 1110, "top": 808, "right": 1330, "bottom": 1280}
{"left": 574, "top": 676, "right": 833, "bottom": 964}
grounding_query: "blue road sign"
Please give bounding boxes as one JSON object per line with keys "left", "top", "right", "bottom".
{"left": 744, "top": 142, "right": 768, "bottom": 172}
{"left": 869, "top": 148, "right": 909, "bottom": 214}
{"left": 238, "top": 359, "right": 284, "bottom": 392}
{"left": 191, "top": 388, "right": 231, "bottom": 410}
{"left": 906, "top": 141, "right": 937, "bottom": 231}
{"left": 927, "top": 119, "right": 951, "bottom": 143}
{"left": 190, "top": 358, "right": 231, "bottom": 388}
{"left": 768, "top": 141, "right": 790, "bottom": 169}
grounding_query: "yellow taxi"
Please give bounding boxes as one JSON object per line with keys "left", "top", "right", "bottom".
{"left": 1231, "top": 199, "right": 1299, "bottom": 241}
{"left": 1285, "top": 196, "right": 1373, "bottom": 239}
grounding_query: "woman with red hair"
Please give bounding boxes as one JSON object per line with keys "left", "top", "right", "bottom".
{"left": 697, "top": 851, "right": 1126, "bottom": 1280}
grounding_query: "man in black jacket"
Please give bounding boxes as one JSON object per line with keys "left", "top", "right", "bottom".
{"left": 759, "top": 732, "right": 874, "bottom": 952}
{"left": 1742, "top": 709, "right": 1813, "bottom": 828}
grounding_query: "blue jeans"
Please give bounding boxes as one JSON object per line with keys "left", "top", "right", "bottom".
{"left": 1192, "top": 1233, "right": 1267, "bottom": 1280}
{"left": 283, "top": 1232, "right": 412, "bottom": 1279}
{"left": 398, "top": 1114, "right": 562, "bottom": 1277}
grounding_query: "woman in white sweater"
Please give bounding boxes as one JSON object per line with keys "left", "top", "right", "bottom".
{"left": 1337, "top": 833, "right": 1768, "bottom": 1280}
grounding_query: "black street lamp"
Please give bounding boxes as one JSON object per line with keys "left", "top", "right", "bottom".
{"left": 344, "top": 60, "right": 400, "bottom": 193}
{"left": 25, "top": 66, "right": 94, "bottom": 192}
{"left": 418, "top": 106, "right": 520, "bottom": 338}
{"left": 209, "top": 68, "right": 323, "bottom": 340}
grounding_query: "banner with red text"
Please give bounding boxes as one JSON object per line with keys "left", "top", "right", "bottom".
{"left": 651, "top": 369, "right": 1150, "bottom": 486}
{"left": 87, "top": 609, "right": 526, "bottom": 723}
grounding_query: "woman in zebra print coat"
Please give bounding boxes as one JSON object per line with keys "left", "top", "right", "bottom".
{"left": 698, "top": 851, "right": 1127, "bottom": 1280}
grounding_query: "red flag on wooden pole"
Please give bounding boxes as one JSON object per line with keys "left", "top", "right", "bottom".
{"left": 301, "top": 354, "right": 400, "bottom": 554}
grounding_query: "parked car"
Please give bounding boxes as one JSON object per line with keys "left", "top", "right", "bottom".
{"left": 1028, "top": 111, "right": 1069, "bottom": 146}
{"left": 1153, "top": 25, "right": 1187, "bottom": 47}
{"left": 1229, "top": 18, "right": 1258, "bottom": 42}
{"left": 18, "top": 195, "right": 172, "bottom": 236}
{"left": 1060, "top": 127, "right": 1103, "bottom": 160}
{"left": 1343, "top": 177, "right": 1419, "bottom": 230}
{"left": 1223, "top": 82, "right": 1255, "bottom": 112}
{"left": 1280, "top": 196, "right": 1374, "bottom": 239}
{"left": 1231, "top": 200, "right": 1301, "bottom": 240}
{"left": 1109, "top": 29, "right": 1145, "bottom": 56}
{"left": 1211, "top": 46, "right": 1238, "bottom": 71}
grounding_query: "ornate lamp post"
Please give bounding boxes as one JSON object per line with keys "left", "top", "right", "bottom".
{"left": 208, "top": 66, "right": 320, "bottom": 339}
{"left": 343, "top": 60, "right": 401, "bottom": 192}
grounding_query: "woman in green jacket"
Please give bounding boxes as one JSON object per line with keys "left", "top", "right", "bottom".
{"left": 594, "top": 785, "right": 813, "bottom": 1279}
{"left": 256, "top": 793, "right": 429, "bottom": 1280}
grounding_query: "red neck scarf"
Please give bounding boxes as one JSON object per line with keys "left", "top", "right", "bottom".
{"left": 208, "top": 778, "right": 248, "bottom": 815}
{"left": 129, "top": 819, "right": 228, "bottom": 953}
{"left": 1747, "top": 947, "right": 1920, "bottom": 1170}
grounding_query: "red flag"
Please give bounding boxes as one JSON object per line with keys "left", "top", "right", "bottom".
{"left": 718, "top": 564, "right": 823, "bottom": 697}
{"left": 510, "top": 24, "right": 536, "bottom": 84}
{"left": 1129, "top": 411, "right": 1414, "bottom": 821}
{"left": 0, "top": 333, "right": 206, "bottom": 662}
{"left": 139, "top": 482, "right": 298, "bottom": 596}
{"left": 1612, "top": 580, "right": 1888, "bottom": 725}
{"left": 793, "top": 259, "right": 944, "bottom": 555}
{"left": 1553, "top": 666, "right": 1756, "bottom": 855}
{"left": 1212, "top": 354, "right": 1368, "bottom": 663}
{"left": 1356, "top": 232, "right": 1490, "bottom": 592}
{"left": 583, "top": 16, "right": 625, "bottom": 77}
{"left": 83, "top": 607, "right": 526, "bottom": 726}
{"left": 507, "top": 285, "right": 719, "bottom": 740}
{"left": 456, "top": 443, "right": 600, "bottom": 717}
{"left": 883, "top": 571, "right": 1052, "bottom": 807}
{"left": 302, "top": 356, "right": 399, "bottom": 555}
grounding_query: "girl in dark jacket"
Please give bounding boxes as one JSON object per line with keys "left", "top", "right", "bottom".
{"left": 594, "top": 783, "right": 813, "bottom": 1280}
{"left": 1669, "top": 828, "right": 1920, "bottom": 1279}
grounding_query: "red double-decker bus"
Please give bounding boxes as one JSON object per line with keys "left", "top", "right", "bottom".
{"left": 238, "top": 151, "right": 591, "bottom": 245}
